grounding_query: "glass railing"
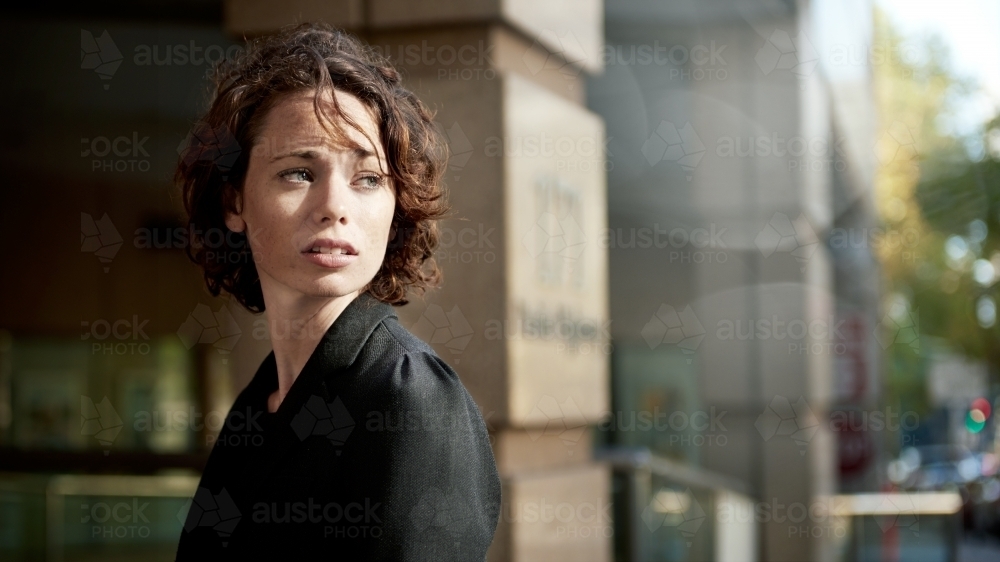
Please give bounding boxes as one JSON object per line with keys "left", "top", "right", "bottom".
{"left": 596, "top": 447, "right": 964, "bottom": 562}
{"left": 597, "top": 446, "right": 757, "bottom": 562}
{"left": 0, "top": 465, "right": 964, "bottom": 561}
{"left": 0, "top": 472, "right": 199, "bottom": 561}
{"left": 833, "top": 492, "right": 962, "bottom": 562}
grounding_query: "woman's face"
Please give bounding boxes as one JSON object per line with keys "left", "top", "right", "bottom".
{"left": 225, "top": 88, "right": 395, "bottom": 304}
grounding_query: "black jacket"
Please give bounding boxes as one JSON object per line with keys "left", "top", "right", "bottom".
{"left": 175, "top": 292, "right": 502, "bottom": 560}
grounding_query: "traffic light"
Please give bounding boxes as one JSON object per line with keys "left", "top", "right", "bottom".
{"left": 966, "top": 397, "right": 992, "bottom": 433}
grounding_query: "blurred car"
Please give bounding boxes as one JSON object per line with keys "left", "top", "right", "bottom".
{"left": 888, "top": 444, "right": 980, "bottom": 490}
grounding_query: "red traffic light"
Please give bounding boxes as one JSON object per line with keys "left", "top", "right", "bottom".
{"left": 972, "top": 397, "right": 992, "bottom": 419}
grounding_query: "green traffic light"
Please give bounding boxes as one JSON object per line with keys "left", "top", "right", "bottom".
{"left": 967, "top": 410, "right": 987, "bottom": 433}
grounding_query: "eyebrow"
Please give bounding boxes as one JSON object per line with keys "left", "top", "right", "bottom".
{"left": 270, "top": 146, "right": 380, "bottom": 163}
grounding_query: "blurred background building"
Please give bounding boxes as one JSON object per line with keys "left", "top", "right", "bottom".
{"left": 2, "top": 0, "right": 999, "bottom": 560}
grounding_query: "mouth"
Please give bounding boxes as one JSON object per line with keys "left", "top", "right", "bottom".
{"left": 305, "top": 246, "right": 357, "bottom": 255}
{"left": 301, "top": 239, "right": 358, "bottom": 256}
{"left": 301, "top": 239, "right": 358, "bottom": 268}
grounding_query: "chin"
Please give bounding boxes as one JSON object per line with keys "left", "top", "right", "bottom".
{"left": 297, "top": 277, "right": 366, "bottom": 299}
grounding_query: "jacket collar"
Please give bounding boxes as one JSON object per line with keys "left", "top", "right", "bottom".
{"left": 319, "top": 291, "right": 398, "bottom": 372}
{"left": 232, "top": 292, "right": 398, "bottom": 493}
{"left": 248, "top": 291, "right": 398, "bottom": 417}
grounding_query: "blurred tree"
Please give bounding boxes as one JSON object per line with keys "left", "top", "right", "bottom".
{"left": 872, "top": 7, "right": 999, "bottom": 430}
{"left": 911, "top": 114, "right": 1000, "bottom": 363}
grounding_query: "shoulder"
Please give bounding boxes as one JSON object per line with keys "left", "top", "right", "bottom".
{"left": 362, "top": 325, "right": 499, "bottom": 502}
{"left": 381, "top": 313, "right": 438, "bottom": 356}
{"left": 362, "top": 314, "right": 462, "bottom": 392}
{"left": 331, "top": 306, "right": 493, "bottom": 450}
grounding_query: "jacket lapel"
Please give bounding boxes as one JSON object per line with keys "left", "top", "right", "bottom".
{"left": 237, "top": 292, "right": 398, "bottom": 495}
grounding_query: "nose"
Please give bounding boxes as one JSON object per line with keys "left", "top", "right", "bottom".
{"left": 311, "top": 172, "right": 350, "bottom": 226}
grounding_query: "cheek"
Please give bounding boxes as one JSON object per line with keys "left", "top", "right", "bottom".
{"left": 376, "top": 192, "right": 396, "bottom": 243}
{"left": 368, "top": 192, "right": 396, "bottom": 243}
{"left": 358, "top": 193, "right": 395, "bottom": 264}
{"left": 241, "top": 184, "right": 301, "bottom": 264}
{"left": 246, "top": 186, "right": 289, "bottom": 226}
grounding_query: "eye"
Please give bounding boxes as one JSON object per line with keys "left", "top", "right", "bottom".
{"left": 279, "top": 168, "right": 313, "bottom": 183}
{"left": 357, "top": 173, "right": 386, "bottom": 191}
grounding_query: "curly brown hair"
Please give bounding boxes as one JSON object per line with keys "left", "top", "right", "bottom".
{"left": 176, "top": 22, "right": 450, "bottom": 312}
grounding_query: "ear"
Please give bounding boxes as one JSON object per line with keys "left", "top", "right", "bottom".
{"left": 225, "top": 211, "right": 246, "bottom": 233}
{"left": 224, "top": 190, "right": 246, "bottom": 233}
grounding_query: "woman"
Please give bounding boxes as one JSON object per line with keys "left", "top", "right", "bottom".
{"left": 174, "top": 22, "right": 501, "bottom": 560}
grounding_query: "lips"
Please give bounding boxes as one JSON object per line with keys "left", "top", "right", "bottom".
{"left": 301, "top": 238, "right": 358, "bottom": 268}
{"left": 306, "top": 246, "right": 354, "bottom": 255}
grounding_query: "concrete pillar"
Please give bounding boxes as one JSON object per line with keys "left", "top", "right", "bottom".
{"left": 224, "top": 2, "right": 611, "bottom": 560}
{"left": 588, "top": 0, "right": 868, "bottom": 559}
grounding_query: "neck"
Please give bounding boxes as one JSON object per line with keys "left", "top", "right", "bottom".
{"left": 259, "top": 279, "right": 361, "bottom": 409}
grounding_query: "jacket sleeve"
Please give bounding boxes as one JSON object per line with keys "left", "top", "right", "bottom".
{"left": 372, "top": 351, "right": 502, "bottom": 561}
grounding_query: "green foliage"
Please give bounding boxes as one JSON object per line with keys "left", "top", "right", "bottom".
{"left": 910, "top": 120, "right": 1000, "bottom": 360}
{"left": 875, "top": 7, "right": 1000, "bottom": 364}
{"left": 872, "top": 12, "right": 1000, "bottom": 459}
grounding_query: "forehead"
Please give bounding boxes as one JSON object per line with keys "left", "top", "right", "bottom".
{"left": 255, "top": 88, "right": 384, "bottom": 159}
